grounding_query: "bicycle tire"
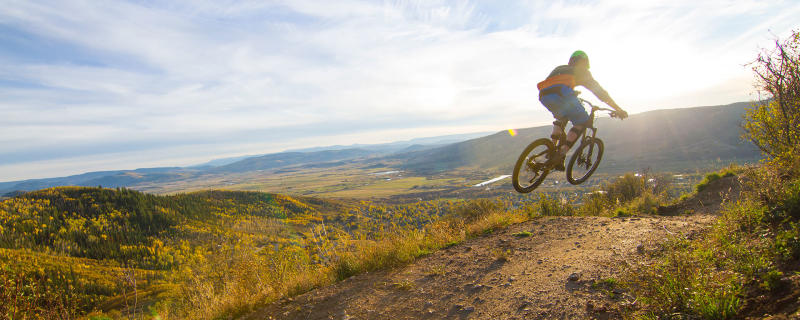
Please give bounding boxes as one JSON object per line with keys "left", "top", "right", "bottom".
{"left": 512, "top": 138, "right": 554, "bottom": 193}
{"left": 566, "top": 137, "right": 604, "bottom": 185}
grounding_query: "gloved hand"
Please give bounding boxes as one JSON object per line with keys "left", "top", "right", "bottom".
{"left": 614, "top": 109, "right": 628, "bottom": 119}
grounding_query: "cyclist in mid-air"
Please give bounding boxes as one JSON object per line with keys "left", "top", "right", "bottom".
{"left": 537, "top": 50, "right": 628, "bottom": 171}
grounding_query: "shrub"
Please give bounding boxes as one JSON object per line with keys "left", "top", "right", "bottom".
{"left": 744, "top": 30, "right": 800, "bottom": 169}
{"left": 537, "top": 193, "right": 574, "bottom": 216}
{"left": 696, "top": 172, "right": 722, "bottom": 192}
{"left": 578, "top": 191, "right": 611, "bottom": 216}
{"left": 630, "top": 192, "right": 662, "bottom": 215}
{"left": 605, "top": 173, "right": 646, "bottom": 203}
{"left": 453, "top": 199, "right": 503, "bottom": 222}
{"left": 774, "top": 223, "right": 800, "bottom": 261}
{"left": 578, "top": 172, "right": 669, "bottom": 216}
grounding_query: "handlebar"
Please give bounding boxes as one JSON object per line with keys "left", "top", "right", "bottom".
{"left": 577, "top": 97, "right": 624, "bottom": 119}
{"left": 577, "top": 98, "right": 613, "bottom": 112}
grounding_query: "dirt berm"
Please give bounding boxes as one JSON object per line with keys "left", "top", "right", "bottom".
{"left": 245, "top": 176, "right": 742, "bottom": 319}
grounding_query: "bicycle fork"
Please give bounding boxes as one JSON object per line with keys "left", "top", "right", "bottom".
{"left": 580, "top": 128, "right": 598, "bottom": 167}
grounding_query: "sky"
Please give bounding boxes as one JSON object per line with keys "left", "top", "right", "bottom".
{"left": 1, "top": 0, "right": 799, "bottom": 182}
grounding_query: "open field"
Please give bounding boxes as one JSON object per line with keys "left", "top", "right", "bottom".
{"left": 128, "top": 156, "right": 747, "bottom": 203}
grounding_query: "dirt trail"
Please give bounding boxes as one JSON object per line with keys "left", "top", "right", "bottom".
{"left": 246, "top": 177, "right": 741, "bottom": 320}
{"left": 247, "top": 215, "right": 711, "bottom": 320}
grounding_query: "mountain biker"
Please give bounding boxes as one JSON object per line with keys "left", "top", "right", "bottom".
{"left": 537, "top": 50, "right": 628, "bottom": 171}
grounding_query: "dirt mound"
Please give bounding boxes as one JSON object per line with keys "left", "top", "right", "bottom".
{"left": 246, "top": 215, "right": 715, "bottom": 320}
{"left": 658, "top": 175, "right": 742, "bottom": 215}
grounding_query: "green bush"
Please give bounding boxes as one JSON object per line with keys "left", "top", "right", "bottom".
{"left": 454, "top": 199, "right": 503, "bottom": 222}
{"left": 537, "top": 194, "right": 574, "bottom": 216}
{"left": 696, "top": 172, "right": 722, "bottom": 192}
{"left": 605, "top": 173, "right": 646, "bottom": 203}
{"left": 774, "top": 223, "right": 800, "bottom": 261}
{"left": 743, "top": 30, "right": 800, "bottom": 169}
{"left": 630, "top": 192, "right": 662, "bottom": 215}
{"left": 578, "top": 191, "right": 611, "bottom": 216}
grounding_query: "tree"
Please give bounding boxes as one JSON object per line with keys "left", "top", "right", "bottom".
{"left": 744, "top": 30, "right": 800, "bottom": 169}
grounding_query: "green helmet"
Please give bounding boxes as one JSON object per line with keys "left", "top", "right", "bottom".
{"left": 568, "top": 50, "right": 590, "bottom": 69}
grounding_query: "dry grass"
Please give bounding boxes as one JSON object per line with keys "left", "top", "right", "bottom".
{"left": 623, "top": 163, "right": 800, "bottom": 319}
{"left": 169, "top": 198, "right": 531, "bottom": 320}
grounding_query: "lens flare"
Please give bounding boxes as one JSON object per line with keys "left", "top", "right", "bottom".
{"left": 508, "top": 129, "right": 517, "bottom": 137}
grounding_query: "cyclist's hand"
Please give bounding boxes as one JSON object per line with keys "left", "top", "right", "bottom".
{"left": 614, "top": 110, "right": 628, "bottom": 119}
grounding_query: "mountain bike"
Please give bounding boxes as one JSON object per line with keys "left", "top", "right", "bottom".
{"left": 512, "top": 97, "right": 621, "bottom": 193}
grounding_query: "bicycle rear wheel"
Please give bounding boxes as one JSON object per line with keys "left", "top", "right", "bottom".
{"left": 566, "top": 137, "right": 604, "bottom": 185}
{"left": 512, "top": 138, "right": 554, "bottom": 193}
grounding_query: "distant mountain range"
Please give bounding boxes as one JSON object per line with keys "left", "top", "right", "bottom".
{"left": 0, "top": 131, "right": 491, "bottom": 195}
{"left": 0, "top": 102, "right": 762, "bottom": 196}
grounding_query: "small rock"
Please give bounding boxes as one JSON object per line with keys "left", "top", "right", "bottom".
{"left": 567, "top": 272, "right": 581, "bottom": 281}
{"left": 463, "top": 306, "right": 475, "bottom": 312}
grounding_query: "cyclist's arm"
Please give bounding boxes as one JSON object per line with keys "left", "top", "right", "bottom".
{"left": 578, "top": 73, "right": 626, "bottom": 115}
{"left": 581, "top": 78, "right": 618, "bottom": 109}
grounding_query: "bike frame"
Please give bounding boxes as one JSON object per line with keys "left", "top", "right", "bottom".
{"left": 575, "top": 98, "right": 615, "bottom": 163}
{"left": 553, "top": 98, "right": 614, "bottom": 151}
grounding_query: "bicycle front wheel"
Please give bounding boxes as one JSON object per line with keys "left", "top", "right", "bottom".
{"left": 566, "top": 137, "right": 604, "bottom": 185}
{"left": 512, "top": 138, "right": 554, "bottom": 193}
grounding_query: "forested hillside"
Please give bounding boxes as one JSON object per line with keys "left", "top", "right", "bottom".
{"left": 0, "top": 186, "right": 486, "bottom": 318}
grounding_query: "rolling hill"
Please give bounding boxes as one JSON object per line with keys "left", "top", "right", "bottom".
{"left": 393, "top": 102, "right": 761, "bottom": 173}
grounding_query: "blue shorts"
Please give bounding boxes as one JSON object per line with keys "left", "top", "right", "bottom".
{"left": 539, "top": 85, "right": 589, "bottom": 125}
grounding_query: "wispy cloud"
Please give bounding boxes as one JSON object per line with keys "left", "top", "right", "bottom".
{"left": 1, "top": 0, "right": 798, "bottom": 181}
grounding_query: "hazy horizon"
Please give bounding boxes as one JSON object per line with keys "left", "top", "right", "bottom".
{"left": 2, "top": 0, "right": 799, "bottom": 181}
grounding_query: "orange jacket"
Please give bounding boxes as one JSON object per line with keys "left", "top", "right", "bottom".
{"left": 537, "top": 65, "right": 611, "bottom": 103}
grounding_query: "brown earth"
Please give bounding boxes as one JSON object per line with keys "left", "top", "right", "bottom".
{"left": 243, "top": 176, "right": 749, "bottom": 320}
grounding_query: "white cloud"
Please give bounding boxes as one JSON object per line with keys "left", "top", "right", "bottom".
{"left": 1, "top": 0, "right": 799, "bottom": 181}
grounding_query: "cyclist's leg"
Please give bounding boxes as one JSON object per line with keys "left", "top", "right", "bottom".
{"left": 539, "top": 91, "right": 568, "bottom": 146}
{"left": 550, "top": 118, "right": 567, "bottom": 145}
{"left": 558, "top": 95, "right": 590, "bottom": 156}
